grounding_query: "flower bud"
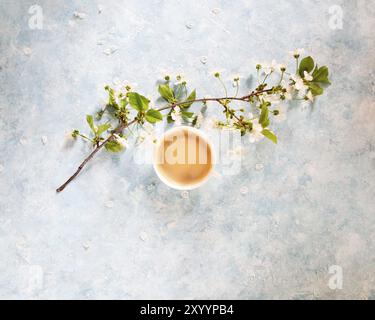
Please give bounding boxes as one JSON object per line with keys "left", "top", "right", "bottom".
{"left": 71, "top": 130, "right": 79, "bottom": 138}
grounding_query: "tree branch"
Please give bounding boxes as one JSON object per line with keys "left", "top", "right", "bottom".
{"left": 56, "top": 89, "right": 271, "bottom": 193}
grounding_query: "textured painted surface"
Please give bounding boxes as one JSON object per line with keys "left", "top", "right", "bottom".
{"left": 0, "top": 0, "right": 375, "bottom": 299}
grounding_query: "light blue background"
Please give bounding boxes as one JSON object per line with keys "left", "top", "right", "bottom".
{"left": 0, "top": 0, "right": 374, "bottom": 299}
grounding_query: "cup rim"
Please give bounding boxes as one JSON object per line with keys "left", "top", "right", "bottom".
{"left": 153, "top": 126, "right": 215, "bottom": 190}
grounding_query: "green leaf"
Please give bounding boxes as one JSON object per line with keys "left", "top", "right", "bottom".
{"left": 192, "top": 115, "right": 199, "bottom": 126}
{"left": 180, "top": 90, "right": 196, "bottom": 108}
{"left": 86, "top": 115, "right": 96, "bottom": 133}
{"left": 96, "top": 123, "right": 111, "bottom": 136}
{"left": 128, "top": 92, "right": 149, "bottom": 111}
{"left": 119, "top": 98, "right": 128, "bottom": 109}
{"left": 181, "top": 111, "right": 194, "bottom": 121}
{"left": 308, "top": 83, "right": 324, "bottom": 96}
{"left": 105, "top": 140, "right": 124, "bottom": 153}
{"left": 312, "top": 66, "right": 331, "bottom": 85}
{"left": 259, "top": 105, "right": 269, "bottom": 128}
{"left": 145, "top": 109, "right": 163, "bottom": 123}
{"left": 261, "top": 129, "right": 278, "bottom": 144}
{"left": 167, "top": 112, "right": 174, "bottom": 123}
{"left": 158, "top": 84, "right": 175, "bottom": 102}
{"left": 105, "top": 86, "right": 119, "bottom": 109}
{"left": 299, "top": 56, "right": 315, "bottom": 77}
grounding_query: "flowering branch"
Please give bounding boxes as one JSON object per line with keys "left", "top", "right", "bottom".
{"left": 56, "top": 50, "right": 330, "bottom": 193}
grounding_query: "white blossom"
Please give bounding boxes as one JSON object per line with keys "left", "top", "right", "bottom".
{"left": 232, "top": 74, "right": 240, "bottom": 87}
{"left": 159, "top": 69, "right": 172, "bottom": 81}
{"left": 171, "top": 106, "right": 182, "bottom": 125}
{"left": 175, "top": 74, "right": 186, "bottom": 85}
{"left": 262, "top": 93, "right": 281, "bottom": 106}
{"left": 194, "top": 113, "right": 204, "bottom": 128}
{"left": 114, "top": 134, "right": 129, "bottom": 149}
{"left": 123, "top": 80, "right": 137, "bottom": 92}
{"left": 262, "top": 60, "right": 278, "bottom": 75}
{"left": 279, "top": 64, "right": 287, "bottom": 72}
{"left": 273, "top": 104, "right": 287, "bottom": 123}
{"left": 291, "top": 74, "right": 308, "bottom": 93}
{"left": 212, "top": 69, "right": 226, "bottom": 78}
{"left": 283, "top": 82, "right": 294, "bottom": 100}
{"left": 281, "top": 80, "right": 294, "bottom": 101}
{"left": 248, "top": 119, "right": 265, "bottom": 143}
{"left": 303, "top": 71, "right": 313, "bottom": 81}
{"left": 262, "top": 60, "right": 285, "bottom": 75}
{"left": 65, "top": 130, "right": 76, "bottom": 141}
{"left": 202, "top": 117, "right": 219, "bottom": 129}
{"left": 289, "top": 48, "right": 305, "bottom": 58}
{"left": 138, "top": 125, "right": 158, "bottom": 148}
{"left": 306, "top": 90, "right": 314, "bottom": 102}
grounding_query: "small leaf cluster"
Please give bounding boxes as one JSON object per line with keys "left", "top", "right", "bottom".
{"left": 298, "top": 56, "right": 331, "bottom": 96}
{"left": 158, "top": 77, "right": 197, "bottom": 124}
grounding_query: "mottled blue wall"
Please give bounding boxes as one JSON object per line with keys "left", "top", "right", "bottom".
{"left": 0, "top": 0, "right": 374, "bottom": 299}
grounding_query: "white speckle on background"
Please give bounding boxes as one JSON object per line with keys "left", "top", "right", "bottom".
{"left": 139, "top": 231, "right": 148, "bottom": 241}
{"left": 146, "top": 183, "right": 155, "bottom": 191}
{"left": 185, "top": 22, "right": 194, "bottom": 29}
{"left": 166, "top": 220, "right": 177, "bottom": 229}
{"left": 211, "top": 8, "right": 221, "bottom": 15}
{"left": 41, "top": 136, "right": 48, "bottom": 145}
{"left": 104, "top": 200, "right": 114, "bottom": 208}
{"left": 180, "top": 191, "right": 189, "bottom": 199}
{"left": 103, "top": 46, "right": 118, "bottom": 55}
{"left": 200, "top": 56, "right": 208, "bottom": 64}
{"left": 255, "top": 163, "right": 264, "bottom": 171}
{"left": 73, "top": 12, "right": 86, "bottom": 19}
{"left": 98, "top": 5, "right": 103, "bottom": 14}
{"left": 240, "top": 186, "right": 248, "bottom": 194}
{"left": 23, "top": 47, "right": 32, "bottom": 56}
{"left": 19, "top": 137, "right": 28, "bottom": 145}
{"left": 211, "top": 170, "right": 222, "bottom": 179}
{"left": 82, "top": 242, "right": 90, "bottom": 250}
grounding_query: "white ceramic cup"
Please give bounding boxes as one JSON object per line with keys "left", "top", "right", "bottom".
{"left": 153, "top": 126, "right": 215, "bottom": 190}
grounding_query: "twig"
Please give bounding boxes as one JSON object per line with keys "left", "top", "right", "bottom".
{"left": 56, "top": 119, "right": 136, "bottom": 193}
{"left": 56, "top": 89, "right": 271, "bottom": 193}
